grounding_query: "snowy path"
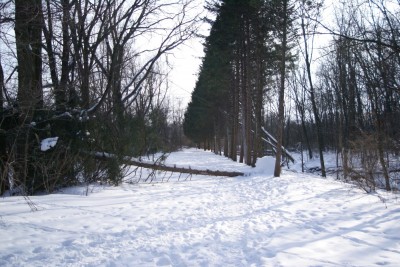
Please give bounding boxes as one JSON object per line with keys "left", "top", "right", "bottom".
{"left": 0, "top": 148, "right": 399, "bottom": 266}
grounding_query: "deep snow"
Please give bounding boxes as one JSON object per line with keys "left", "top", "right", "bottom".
{"left": 0, "top": 148, "right": 399, "bottom": 266}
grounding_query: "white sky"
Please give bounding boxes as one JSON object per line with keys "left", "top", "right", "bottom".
{"left": 168, "top": 35, "right": 205, "bottom": 109}
{"left": 167, "top": 0, "right": 336, "bottom": 110}
{"left": 168, "top": 0, "right": 210, "bottom": 109}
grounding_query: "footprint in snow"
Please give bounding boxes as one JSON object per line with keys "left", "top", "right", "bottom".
{"left": 156, "top": 256, "right": 171, "bottom": 266}
{"left": 62, "top": 239, "right": 74, "bottom": 246}
{"left": 32, "top": 247, "right": 43, "bottom": 253}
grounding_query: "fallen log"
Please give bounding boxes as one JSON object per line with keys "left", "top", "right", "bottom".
{"left": 94, "top": 152, "right": 244, "bottom": 177}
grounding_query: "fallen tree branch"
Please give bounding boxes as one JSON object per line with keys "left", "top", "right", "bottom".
{"left": 94, "top": 152, "right": 244, "bottom": 177}
{"left": 261, "top": 127, "right": 295, "bottom": 163}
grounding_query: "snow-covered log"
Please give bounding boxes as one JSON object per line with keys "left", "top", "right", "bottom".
{"left": 94, "top": 152, "right": 244, "bottom": 177}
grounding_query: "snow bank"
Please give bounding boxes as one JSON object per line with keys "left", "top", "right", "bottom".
{"left": 0, "top": 148, "right": 399, "bottom": 267}
{"left": 40, "top": 137, "right": 59, "bottom": 151}
{"left": 252, "top": 155, "right": 276, "bottom": 176}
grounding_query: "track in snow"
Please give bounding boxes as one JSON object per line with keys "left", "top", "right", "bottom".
{"left": 0, "top": 148, "right": 399, "bottom": 266}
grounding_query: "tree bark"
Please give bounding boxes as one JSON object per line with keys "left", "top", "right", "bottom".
{"left": 0, "top": 61, "right": 6, "bottom": 194}
{"left": 0, "top": 60, "right": 3, "bottom": 111}
{"left": 14, "top": 0, "right": 44, "bottom": 193}
{"left": 59, "top": 0, "right": 70, "bottom": 110}
{"left": 15, "top": 0, "right": 43, "bottom": 114}
{"left": 274, "top": 0, "right": 288, "bottom": 177}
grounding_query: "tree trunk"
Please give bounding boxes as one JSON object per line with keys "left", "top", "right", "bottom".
{"left": 0, "top": 61, "right": 6, "bottom": 195}
{"left": 14, "top": 0, "right": 44, "bottom": 193}
{"left": 15, "top": 0, "right": 43, "bottom": 114}
{"left": 274, "top": 0, "right": 288, "bottom": 177}
{"left": 224, "top": 129, "right": 229, "bottom": 157}
{"left": 252, "top": 57, "right": 263, "bottom": 166}
{"left": 301, "top": 13, "right": 326, "bottom": 177}
{"left": 59, "top": 0, "right": 70, "bottom": 110}
{"left": 240, "top": 17, "right": 247, "bottom": 165}
{"left": 300, "top": 109, "right": 312, "bottom": 159}
{"left": 244, "top": 17, "right": 252, "bottom": 166}
{"left": 0, "top": 60, "right": 3, "bottom": 111}
{"left": 230, "top": 53, "right": 240, "bottom": 162}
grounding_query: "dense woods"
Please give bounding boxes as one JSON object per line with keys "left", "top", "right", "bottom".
{"left": 0, "top": 0, "right": 399, "bottom": 195}
{"left": 183, "top": 0, "right": 400, "bottom": 191}
{"left": 0, "top": 0, "right": 196, "bottom": 195}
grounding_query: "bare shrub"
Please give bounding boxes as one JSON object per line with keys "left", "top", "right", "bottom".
{"left": 346, "top": 133, "right": 380, "bottom": 193}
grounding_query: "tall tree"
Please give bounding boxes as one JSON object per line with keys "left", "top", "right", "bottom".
{"left": 272, "top": 0, "right": 295, "bottom": 177}
{"left": 13, "top": 0, "right": 44, "bottom": 193}
{"left": 184, "top": 0, "right": 272, "bottom": 166}
{"left": 299, "top": 0, "right": 326, "bottom": 177}
{"left": 42, "top": 0, "right": 71, "bottom": 111}
{"left": 15, "top": 0, "right": 43, "bottom": 114}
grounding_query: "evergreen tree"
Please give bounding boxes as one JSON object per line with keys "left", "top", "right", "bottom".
{"left": 184, "top": 0, "right": 273, "bottom": 165}
{"left": 270, "top": 0, "right": 297, "bottom": 176}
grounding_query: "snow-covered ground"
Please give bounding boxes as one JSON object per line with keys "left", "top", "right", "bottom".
{"left": 1, "top": 148, "right": 399, "bottom": 266}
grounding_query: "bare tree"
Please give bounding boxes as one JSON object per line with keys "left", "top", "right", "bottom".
{"left": 298, "top": 0, "right": 326, "bottom": 177}
{"left": 42, "top": 0, "right": 71, "bottom": 111}
{"left": 90, "top": 0, "right": 199, "bottom": 115}
{"left": 0, "top": 0, "right": 202, "bottom": 194}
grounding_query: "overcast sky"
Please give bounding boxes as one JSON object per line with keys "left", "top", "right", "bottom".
{"left": 167, "top": 0, "right": 337, "bottom": 110}
{"left": 168, "top": 0, "right": 211, "bottom": 109}
{"left": 168, "top": 34, "right": 205, "bottom": 109}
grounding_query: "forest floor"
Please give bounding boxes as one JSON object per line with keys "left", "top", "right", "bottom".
{"left": 1, "top": 148, "right": 399, "bottom": 266}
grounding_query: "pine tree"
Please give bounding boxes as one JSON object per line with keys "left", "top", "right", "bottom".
{"left": 270, "top": 0, "right": 296, "bottom": 177}
{"left": 184, "top": 0, "right": 272, "bottom": 165}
